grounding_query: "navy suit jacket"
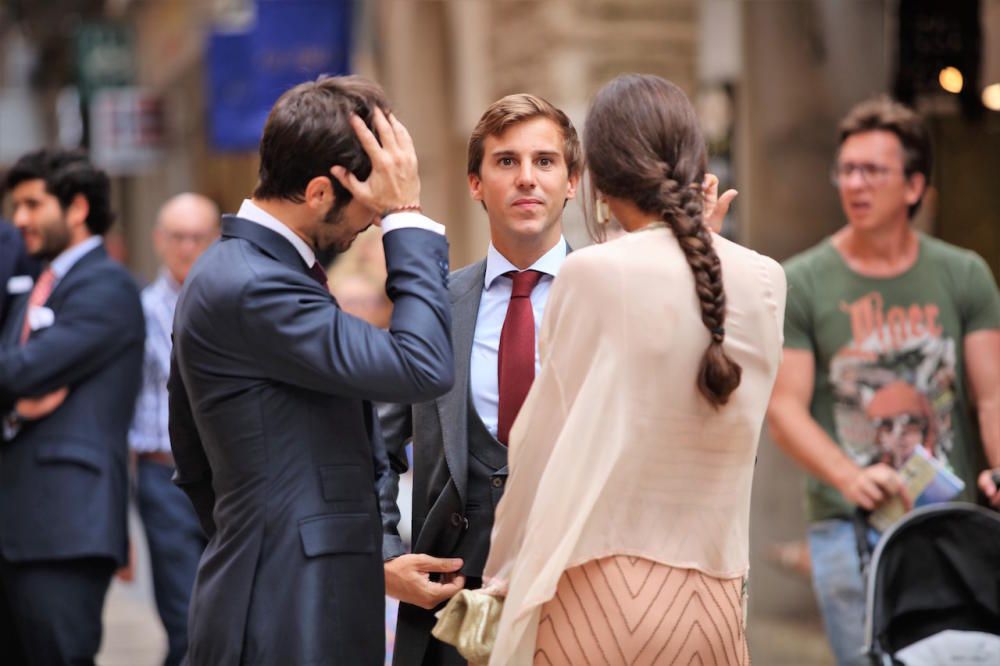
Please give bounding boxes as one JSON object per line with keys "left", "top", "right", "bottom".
{"left": 168, "top": 216, "right": 453, "bottom": 666}
{"left": 0, "top": 221, "right": 38, "bottom": 328}
{"left": 0, "top": 243, "right": 144, "bottom": 565}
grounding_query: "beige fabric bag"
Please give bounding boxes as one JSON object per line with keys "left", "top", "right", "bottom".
{"left": 431, "top": 589, "right": 504, "bottom": 665}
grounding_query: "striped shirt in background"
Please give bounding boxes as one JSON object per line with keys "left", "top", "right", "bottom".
{"left": 128, "top": 270, "right": 180, "bottom": 455}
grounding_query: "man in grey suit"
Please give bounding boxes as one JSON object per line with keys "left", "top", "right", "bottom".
{"left": 379, "top": 94, "right": 581, "bottom": 666}
{"left": 168, "top": 76, "right": 454, "bottom": 665}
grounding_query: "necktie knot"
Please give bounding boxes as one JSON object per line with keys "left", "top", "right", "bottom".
{"left": 506, "top": 269, "right": 543, "bottom": 299}
{"left": 308, "top": 262, "right": 328, "bottom": 288}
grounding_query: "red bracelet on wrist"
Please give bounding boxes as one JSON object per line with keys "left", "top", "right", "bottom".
{"left": 380, "top": 203, "right": 422, "bottom": 219}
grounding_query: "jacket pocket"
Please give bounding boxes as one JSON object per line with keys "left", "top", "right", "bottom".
{"left": 35, "top": 441, "right": 104, "bottom": 474}
{"left": 298, "top": 513, "right": 375, "bottom": 557}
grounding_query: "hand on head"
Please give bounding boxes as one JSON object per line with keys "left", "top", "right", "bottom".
{"left": 330, "top": 108, "right": 422, "bottom": 223}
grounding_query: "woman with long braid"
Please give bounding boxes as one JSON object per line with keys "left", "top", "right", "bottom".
{"left": 480, "top": 74, "right": 787, "bottom": 664}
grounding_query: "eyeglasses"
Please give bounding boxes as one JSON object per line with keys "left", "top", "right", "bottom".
{"left": 830, "top": 162, "right": 899, "bottom": 187}
{"left": 873, "top": 413, "right": 928, "bottom": 439}
{"left": 162, "top": 231, "right": 215, "bottom": 246}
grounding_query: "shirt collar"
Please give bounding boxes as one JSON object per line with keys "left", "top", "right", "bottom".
{"left": 484, "top": 236, "right": 567, "bottom": 290}
{"left": 157, "top": 268, "right": 183, "bottom": 295}
{"left": 237, "top": 199, "right": 316, "bottom": 267}
{"left": 49, "top": 236, "right": 103, "bottom": 280}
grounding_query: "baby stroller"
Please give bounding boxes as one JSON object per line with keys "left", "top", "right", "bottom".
{"left": 861, "top": 502, "right": 1000, "bottom": 665}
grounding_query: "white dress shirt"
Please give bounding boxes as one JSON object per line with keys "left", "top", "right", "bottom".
{"left": 235, "top": 200, "right": 445, "bottom": 268}
{"left": 128, "top": 270, "right": 181, "bottom": 454}
{"left": 470, "top": 238, "right": 568, "bottom": 438}
{"left": 50, "top": 235, "right": 104, "bottom": 285}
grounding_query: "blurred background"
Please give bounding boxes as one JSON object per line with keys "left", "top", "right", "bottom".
{"left": 1, "top": 1, "right": 998, "bottom": 664}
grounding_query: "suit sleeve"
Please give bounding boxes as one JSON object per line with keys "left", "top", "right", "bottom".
{"left": 168, "top": 349, "right": 216, "bottom": 538}
{"left": 376, "top": 400, "right": 414, "bottom": 560}
{"left": 0, "top": 269, "right": 144, "bottom": 405}
{"left": 241, "top": 228, "right": 454, "bottom": 403}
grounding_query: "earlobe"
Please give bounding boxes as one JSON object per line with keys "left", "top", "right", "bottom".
{"left": 468, "top": 174, "right": 483, "bottom": 201}
{"left": 305, "top": 175, "right": 335, "bottom": 209}
{"left": 67, "top": 193, "right": 90, "bottom": 229}
{"left": 565, "top": 172, "right": 581, "bottom": 199}
{"left": 905, "top": 173, "right": 926, "bottom": 205}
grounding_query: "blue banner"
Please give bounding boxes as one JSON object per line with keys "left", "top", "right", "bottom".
{"left": 207, "top": 0, "right": 353, "bottom": 151}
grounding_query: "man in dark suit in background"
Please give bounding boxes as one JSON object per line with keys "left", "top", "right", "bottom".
{"left": 379, "top": 94, "right": 581, "bottom": 666}
{"left": 168, "top": 75, "right": 454, "bottom": 665}
{"left": 0, "top": 218, "right": 38, "bottom": 326}
{"left": 0, "top": 149, "right": 145, "bottom": 665}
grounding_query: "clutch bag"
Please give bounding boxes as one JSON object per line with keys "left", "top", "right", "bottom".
{"left": 431, "top": 589, "right": 504, "bottom": 665}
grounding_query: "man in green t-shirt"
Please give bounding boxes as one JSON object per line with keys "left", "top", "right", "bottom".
{"left": 767, "top": 97, "right": 1000, "bottom": 665}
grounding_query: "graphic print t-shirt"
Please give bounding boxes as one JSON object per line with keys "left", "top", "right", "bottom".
{"left": 783, "top": 234, "right": 1000, "bottom": 522}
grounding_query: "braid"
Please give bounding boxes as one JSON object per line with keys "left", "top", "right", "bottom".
{"left": 658, "top": 176, "right": 742, "bottom": 406}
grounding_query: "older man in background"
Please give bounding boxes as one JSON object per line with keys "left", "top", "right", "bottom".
{"left": 128, "top": 194, "right": 219, "bottom": 666}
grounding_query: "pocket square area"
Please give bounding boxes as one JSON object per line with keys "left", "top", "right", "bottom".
{"left": 6, "top": 275, "right": 33, "bottom": 294}
{"left": 27, "top": 306, "right": 55, "bottom": 331}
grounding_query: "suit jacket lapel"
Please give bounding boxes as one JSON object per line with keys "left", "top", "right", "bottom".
{"left": 436, "top": 259, "right": 487, "bottom": 504}
{"left": 222, "top": 216, "right": 339, "bottom": 305}
{"left": 223, "top": 215, "right": 312, "bottom": 275}
{"left": 45, "top": 244, "right": 106, "bottom": 305}
{"left": 2, "top": 292, "right": 28, "bottom": 347}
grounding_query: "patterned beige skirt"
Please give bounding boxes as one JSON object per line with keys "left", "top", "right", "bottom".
{"left": 533, "top": 556, "right": 749, "bottom": 665}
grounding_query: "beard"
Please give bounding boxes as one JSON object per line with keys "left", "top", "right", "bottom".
{"left": 32, "top": 220, "right": 72, "bottom": 261}
{"left": 315, "top": 202, "right": 346, "bottom": 255}
{"left": 317, "top": 201, "right": 369, "bottom": 254}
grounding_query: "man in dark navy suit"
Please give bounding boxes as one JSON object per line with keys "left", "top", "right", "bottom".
{"left": 0, "top": 219, "right": 38, "bottom": 327}
{"left": 169, "top": 75, "right": 454, "bottom": 665}
{"left": 0, "top": 149, "right": 145, "bottom": 664}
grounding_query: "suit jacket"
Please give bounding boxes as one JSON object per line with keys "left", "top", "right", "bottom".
{"left": 0, "top": 244, "right": 144, "bottom": 565}
{"left": 379, "top": 247, "right": 568, "bottom": 666}
{"left": 168, "top": 216, "right": 453, "bottom": 666}
{"left": 0, "top": 221, "right": 38, "bottom": 328}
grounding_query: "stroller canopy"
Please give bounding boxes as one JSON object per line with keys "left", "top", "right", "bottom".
{"left": 865, "top": 503, "right": 1000, "bottom": 658}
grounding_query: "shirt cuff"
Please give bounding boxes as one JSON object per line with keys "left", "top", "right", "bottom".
{"left": 383, "top": 534, "right": 407, "bottom": 561}
{"left": 3, "top": 411, "right": 22, "bottom": 441}
{"left": 381, "top": 212, "right": 445, "bottom": 236}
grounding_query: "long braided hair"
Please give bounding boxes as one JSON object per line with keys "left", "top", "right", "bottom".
{"left": 584, "top": 74, "right": 742, "bottom": 406}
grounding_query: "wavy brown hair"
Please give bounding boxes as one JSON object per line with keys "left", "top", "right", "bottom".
{"left": 584, "top": 74, "right": 741, "bottom": 407}
{"left": 467, "top": 93, "right": 582, "bottom": 178}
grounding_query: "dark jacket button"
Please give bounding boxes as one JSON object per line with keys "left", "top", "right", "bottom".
{"left": 491, "top": 477, "right": 504, "bottom": 488}
{"left": 450, "top": 512, "right": 464, "bottom": 528}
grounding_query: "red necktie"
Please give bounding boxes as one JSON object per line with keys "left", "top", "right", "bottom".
{"left": 497, "top": 269, "right": 543, "bottom": 445}
{"left": 20, "top": 268, "right": 56, "bottom": 345}
{"left": 309, "top": 262, "right": 329, "bottom": 290}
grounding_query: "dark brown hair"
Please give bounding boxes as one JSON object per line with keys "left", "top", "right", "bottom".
{"left": 467, "top": 93, "right": 581, "bottom": 177}
{"left": 837, "top": 96, "right": 932, "bottom": 218}
{"left": 4, "top": 149, "right": 114, "bottom": 235}
{"left": 584, "top": 74, "right": 741, "bottom": 407}
{"left": 253, "top": 75, "right": 391, "bottom": 209}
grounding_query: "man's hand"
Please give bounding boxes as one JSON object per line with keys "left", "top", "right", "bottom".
{"left": 977, "top": 468, "right": 1000, "bottom": 508}
{"left": 385, "top": 554, "right": 465, "bottom": 610}
{"left": 115, "top": 541, "right": 136, "bottom": 583}
{"left": 331, "top": 108, "right": 421, "bottom": 218}
{"left": 839, "top": 462, "right": 911, "bottom": 512}
{"left": 702, "top": 173, "right": 737, "bottom": 233}
{"left": 15, "top": 386, "right": 68, "bottom": 420}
